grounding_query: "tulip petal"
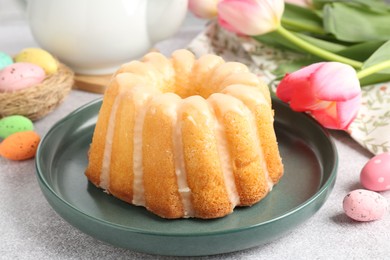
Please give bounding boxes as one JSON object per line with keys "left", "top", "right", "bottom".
{"left": 218, "top": 0, "right": 284, "bottom": 35}
{"left": 310, "top": 94, "right": 361, "bottom": 130}
{"left": 264, "top": 0, "right": 285, "bottom": 21}
{"left": 218, "top": 16, "right": 239, "bottom": 33}
{"left": 336, "top": 94, "right": 361, "bottom": 129}
{"left": 289, "top": 82, "right": 317, "bottom": 111}
{"left": 276, "top": 62, "right": 324, "bottom": 110}
{"left": 312, "top": 62, "right": 360, "bottom": 101}
{"left": 276, "top": 74, "right": 295, "bottom": 102}
{"left": 218, "top": 0, "right": 270, "bottom": 35}
{"left": 310, "top": 103, "right": 340, "bottom": 129}
{"left": 189, "top": 0, "right": 219, "bottom": 19}
{"left": 276, "top": 61, "right": 361, "bottom": 130}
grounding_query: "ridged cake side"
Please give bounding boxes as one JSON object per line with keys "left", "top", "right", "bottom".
{"left": 85, "top": 49, "right": 284, "bottom": 219}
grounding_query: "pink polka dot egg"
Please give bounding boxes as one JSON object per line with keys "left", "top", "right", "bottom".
{"left": 360, "top": 152, "right": 390, "bottom": 191}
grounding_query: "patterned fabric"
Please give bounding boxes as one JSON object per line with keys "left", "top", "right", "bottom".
{"left": 187, "top": 21, "right": 390, "bottom": 155}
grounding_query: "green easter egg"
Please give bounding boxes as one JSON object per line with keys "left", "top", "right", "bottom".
{"left": 0, "top": 115, "right": 34, "bottom": 139}
{"left": 0, "top": 52, "right": 13, "bottom": 70}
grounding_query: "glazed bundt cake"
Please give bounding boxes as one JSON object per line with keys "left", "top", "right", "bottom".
{"left": 85, "top": 49, "right": 284, "bottom": 219}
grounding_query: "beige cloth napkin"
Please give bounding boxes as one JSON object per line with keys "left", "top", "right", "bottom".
{"left": 187, "top": 21, "right": 390, "bottom": 155}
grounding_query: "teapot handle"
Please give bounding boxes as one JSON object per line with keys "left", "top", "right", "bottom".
{"left": 147, "top": 0, "right": 188, "bottom": 44}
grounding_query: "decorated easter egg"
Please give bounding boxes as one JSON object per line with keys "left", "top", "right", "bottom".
{"left": 0, "top": 52, "right": 13, "bottom": 70}
{"left": 0, "top": 115, "right": 34, "bottom": 139}
{"left": 14, "top": 48, "right": 58, "bottom": 74}
{"left": 0, "top": 131, "right": 40, "bottom": 160}
{"left": 343, "top": 189, "right": 387, "bottom": 222}
{"left": 360, "top": 152, "right": 390, "bottom": 191}
{"left": 0, "top": 62, "right": 45, "bottom": 92}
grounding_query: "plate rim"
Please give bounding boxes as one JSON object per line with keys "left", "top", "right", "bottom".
{"left": 35, "top": 97, "right": 338, "bottom": 238}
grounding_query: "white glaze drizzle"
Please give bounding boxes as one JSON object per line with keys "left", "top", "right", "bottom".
{"left": 223, "top": 85, "right": 274, "bottom": 190}
{"left": 101, "top": 57, "right": 276, "bottom": 216}
{"left": 207, "top": 94, "right": 240, "bottom": 207}
{"left": 248, "top": 105, "right": 274, "bottom": 191}
{"left": 173, "top": 96, "right": 195, "bottom": 218}
{"left": 131, "top": 88, "right": 158, "bottom": 206}
{"left": 100, "top": 95, "right": 122, "bottom": 192}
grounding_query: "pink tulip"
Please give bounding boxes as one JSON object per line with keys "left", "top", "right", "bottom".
{"left": 276, "top": 62, "right": 361, "bottom": 130}
{"left": 189, "top": 0, "right": 220, "bottom": 19}
{"left": 218, "top": 0, "right": 285, "bottom": 36}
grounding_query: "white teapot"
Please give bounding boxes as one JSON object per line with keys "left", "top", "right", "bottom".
{"left": 27, "top": 0, "right": 188, "bottom": 75}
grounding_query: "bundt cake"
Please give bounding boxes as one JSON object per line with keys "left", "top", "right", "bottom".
{"left": 85, "top": 49, "right": 284, "bottom": 219}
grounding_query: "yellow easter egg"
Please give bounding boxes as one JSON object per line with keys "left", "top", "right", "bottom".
{"left": 14, "top": 48, "right": 58, "bottom": 74}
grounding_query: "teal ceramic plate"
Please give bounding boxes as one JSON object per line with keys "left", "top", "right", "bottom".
{"left": 35, "top": 98, "right": 338, "bottom": 256}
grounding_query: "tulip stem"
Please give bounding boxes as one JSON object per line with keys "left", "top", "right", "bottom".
{"left": 274, "top": 26, "right": 363, "bottom": 69}
{"left": 281, "top": 17, "right": 325, "bottom": 35}
{"left": 357, "top": 60, "right": 390, "bottom": 80}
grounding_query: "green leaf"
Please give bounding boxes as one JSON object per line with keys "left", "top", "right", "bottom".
{"left": 360, "top": 73, "right": 390, "bottom": 86}
{"left": 297, "top": 33, "right": 347, "bottom": 53}
{"left": 323, "top": 3, "right": 390, "bottom": 42}
{"left": 336, "top": 40, "right": 385, "bottom": 61}
{"left": 254, "top": 32, "right": 302, "bottom": 53}
{"left": 348, "top": 41, "right": 390, "bottom": 85}
{"left": 271, "top": 57, "right": 318, "bottom": 79}
{"left": 362, "top": 40, "right": 390, "bottom": 73}
{"left": 313, "top": 0, "right": 390, "bottom": 13}
{"left": 254, "top": 31, "right": 347, "bottom": 55}
{"left": 282, "top": 3, "right": 325, "bottom": 34}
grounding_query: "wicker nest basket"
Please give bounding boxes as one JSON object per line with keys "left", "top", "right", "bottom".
{"left": 0, "top": 62, "right": 74, "bottom": 121}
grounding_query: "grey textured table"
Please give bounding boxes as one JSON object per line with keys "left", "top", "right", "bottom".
{"left": 1, "top": 2, "right": 390, "bottom": 259}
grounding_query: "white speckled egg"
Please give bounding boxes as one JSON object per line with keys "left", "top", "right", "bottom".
{"left": 0, "top": 62, "right": 45, "bottom": 92}
{"left": 360, "top": 152, "right": 390, "bottom": 191}
{"left": 343, "top": 189, "right": 387, "bottom": 222}
{"left": 0, "top": 52, "right": 13, "bottom": 70}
